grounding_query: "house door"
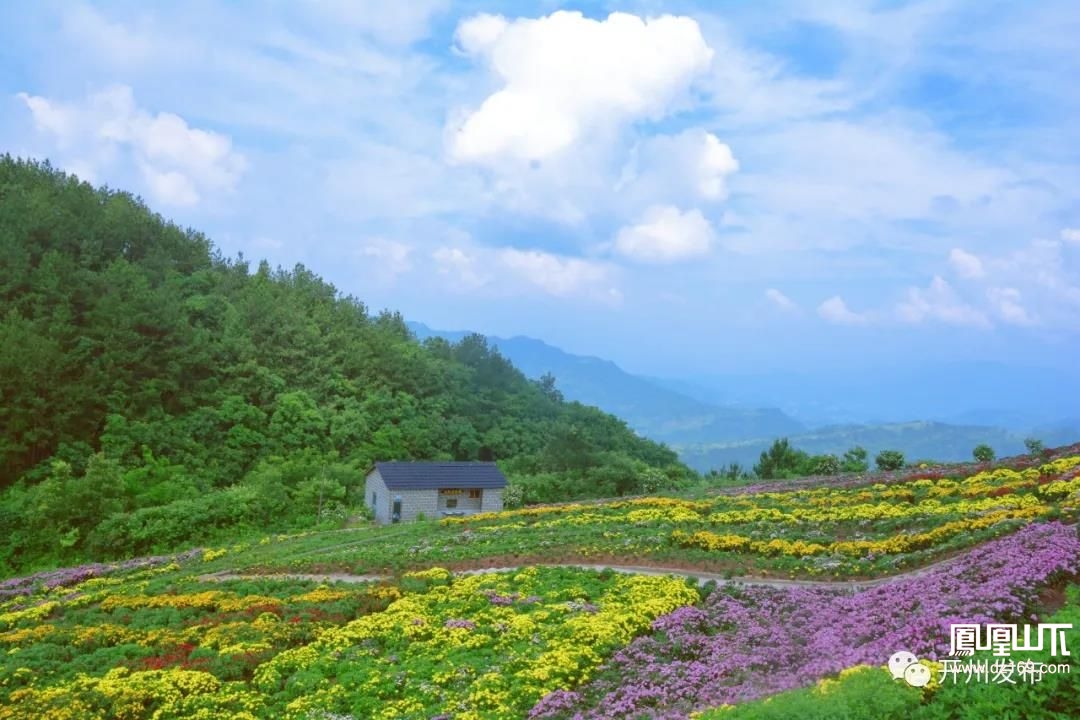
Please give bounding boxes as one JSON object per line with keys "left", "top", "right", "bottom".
{"left": 392, "top": 496, "right": 402, "bottom": 523}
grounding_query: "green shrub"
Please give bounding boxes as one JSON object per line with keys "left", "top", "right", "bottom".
{"left": 812, "top": 454, "right": 841, "bottom": 476}
{"left": 972, "top": 444, "right": 996, "bottom": 463}
{"left": 875, "top": 450, "right": 905, "bottom": 471}
{"left": 841, "top": 446, "right": 870, "bottom": 473}
{"left": 696, "top": 666, "right": 922, "bottom": 720}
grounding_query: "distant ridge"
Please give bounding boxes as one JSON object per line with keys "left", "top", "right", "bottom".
{"left": 409, "top": 322, "right": 1080, "bottom": 473}
{"left": 408, "top": 321, "right": 806, "bottom": 445}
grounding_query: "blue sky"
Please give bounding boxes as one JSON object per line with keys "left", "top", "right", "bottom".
{"left": 3, "top": 0, "right": 1079, "bottom": 379}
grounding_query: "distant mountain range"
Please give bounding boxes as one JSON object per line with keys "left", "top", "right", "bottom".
{"left": 675, "top": 422, "right": 1030, "bottom": 471}
{"left": 649, "top": 364, "right": 1080, "bottom": 430}
{"left": 409, "top": 322, "right": 1080, "bottom": 472}
{"left": 408, "top": 322, "right": 806, "bottom": 445}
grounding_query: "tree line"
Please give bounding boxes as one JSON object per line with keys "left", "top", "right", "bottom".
{"left": 715, "top": 437, "right": 1048, "bottom": 482}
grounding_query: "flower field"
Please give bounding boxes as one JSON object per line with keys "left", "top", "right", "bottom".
{"left": 225, "top": 453, "right": 1080, "bottom": 580}
{"left": 527, "top": 521, "right": 1080, "bottom": 719}
{"left": 1, "top": 562, "right": 698, "bottom": 719}
{"left": 2, "top": 452, "right": 1079, "bottom": 719}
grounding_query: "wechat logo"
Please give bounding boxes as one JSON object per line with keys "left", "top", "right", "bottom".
{"left": 889, "top": 650, "right": 932, "bottom": 687}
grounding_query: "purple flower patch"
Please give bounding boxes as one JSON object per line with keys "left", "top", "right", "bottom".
{"left": 529, "top": 522, "right": 1080, "bottom": 719}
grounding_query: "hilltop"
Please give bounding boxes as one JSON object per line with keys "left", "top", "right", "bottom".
{"left": 0, "top": 156, "right": 691, "bottom": 575}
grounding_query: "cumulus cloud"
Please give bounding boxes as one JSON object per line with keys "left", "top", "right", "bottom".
{"left": 1062, "top": 228, "right": 1080, "bottom": 244}
{"left": 431, "top": 244, "right": 617, "bottom": 302}
{"left": 993, "top": 239, "right": 1080, "bottom": 310}
{"left": 949, "top": 248, "right": 985, "bottom": 278}
{"left": 817, "top": 296, "right": 869, "bottom": 325}
{"left": 359, "top": 238, "right": 413, "bottom": 278}
{"left": 765, "top": 288, "right": 798, "bottom": 313}
{"left": 698, "top": 133, "right": 740, "bottom": 199}
{"left": 896, "top": 276, "right": 990, "bottom": 328}
{"left": 986, "top": 287, "right": 1036, "bottom": 326}
{"left": 432, "top": 246, "right": 488, "bottom": 289}
{"left": 613, "top": 205, "right": 715, "bottom": 263}
{"left": 447, "top": 11, "right": 713, "bottom": 165}
{"left": 616, "top": 129, "right": 739, "bottom": 205}
{"left": 17, "top": 85, "right": 246, "bottom": 206}
{"left": 497, "top": 248, "right": 618, "bottom": 302}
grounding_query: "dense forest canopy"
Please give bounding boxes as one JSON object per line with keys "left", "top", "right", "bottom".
{"left": 0, "top": 156, "right": 692, "bottom": 575}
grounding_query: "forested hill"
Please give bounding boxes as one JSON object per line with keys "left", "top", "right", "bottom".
{"left": 0, "top": 156, "right": 692, "bottom": 575}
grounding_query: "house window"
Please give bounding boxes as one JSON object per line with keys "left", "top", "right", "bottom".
{"left": 446, "top": 498, "right": 458, "bottom": 509}
{"left": 468, "top": 489, "right": 481, "bottom": 499}
{"left": 372, "top": 491, "right": 377, "bottom": 506}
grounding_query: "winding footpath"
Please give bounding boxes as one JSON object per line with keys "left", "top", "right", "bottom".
{"left": 198, "top": 554, "right": 963, "bottom": 590}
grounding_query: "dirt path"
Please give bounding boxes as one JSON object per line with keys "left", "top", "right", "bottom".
{"left": 198, "top": 554, "right": 958, "bottom": 590}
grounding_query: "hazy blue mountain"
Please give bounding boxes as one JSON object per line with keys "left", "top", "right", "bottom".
{"left": 676, "top": 421, "right": 1031, "bottom": 473}
{"left": 654, "top": 363, "right": 1080, "bottom": 431}
{"left": 408, "top": 322, "right": 806, "bottom": 444}
{"left": 410, "top": 322, "right": 1079, "bottom": 472}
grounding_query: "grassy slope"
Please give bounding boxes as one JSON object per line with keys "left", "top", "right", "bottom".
{"left": 3, "top": 446, "right": 1078, "bottom": 719}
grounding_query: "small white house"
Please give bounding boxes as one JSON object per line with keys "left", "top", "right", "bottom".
{"left": 363, "top": 461, "right": 507, "bottom": 524}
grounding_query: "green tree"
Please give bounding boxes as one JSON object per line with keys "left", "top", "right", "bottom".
{"left": 1024, "top": 438, "right": 1045, "bottom": 456}
{"left": 841, "top": 446, "right": 869, "bottom": 473}
{"left": 875, "top": 449, "right": 905, "bottom": 471}
{"left": 754, "top": 438, "right": 811, "bottom": 479}
{"left": 0, "top": 155, "right": 701, "bottom": 573}
{"left": 972, "top": 444, "right": 995, "bottom": 463}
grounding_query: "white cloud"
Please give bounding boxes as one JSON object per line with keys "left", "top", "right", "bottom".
{"left": 17, "top": 85, "right": 246, "bottom": 207}
{"left": 59, "top": 4, "right": 156, "bottom": 68}
{"left": 694, "top": 16, "right": 852, "bottom": 125}
{"left": 765, "top": 288, "right": 798, "bottom": 313}
{"left": 497, "top": 248, "right": 618, "bottom": 302}
{"left": 16, "top": 92, "right": 77, "bottom": 145}
{"left": 138, "top": 163, "right": 200, "bottom": 207}
{"left": 817, "top": 296, "right": 869, "bottom": 325}
{"left": 896, "top": 276, "right": 991, "bottom": 328}
{"left": 987, "top": 287, "right": 1037, "bottom": 326}
{"left": 447, "top": 11, "right": 713, "bottom": 165}
{"left": 1062, "top": 228, "right": 1080, "bottom": 244}
{"left": 308, "top": 0, "right": 449, "bottom": 45}
{"left": 698, "top": 132, "right": 740, "bottom": 199}
{"left": 738, "top": 119, "right": 1011, "bottom": 229}
{"left": 613, "top": 205, "right": 715, "bottom": 263}
{"left": 993, "top": 239, "right": 1080, "bottom": 310}
{"left": 454, "top": 13, "right": 509, "bottom": 55}
{"left": 431, "top": 244, "right": 618, "bottom": 303}
{"left": 949, "top": 248, "right": 985, "bottom": 279}
{"left": 432, "top": 246, "right": 488, "bottom": 289}
{"left": 616, "top": 129, "right": 739, "bottom": 205}
{"left": 359, "top": 238, "right": 413, "bottom": 278}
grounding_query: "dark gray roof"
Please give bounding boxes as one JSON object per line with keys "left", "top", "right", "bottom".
{"left": 371, "top": 461, "right": 508, "bottom": 490}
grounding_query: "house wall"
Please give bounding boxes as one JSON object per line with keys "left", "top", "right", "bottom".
{"left": 436, "top": 489, "right": 479, "bottom": 515}
{"left": 363, "top": 470, "right": 392, "bottom": 524}
{"left": 365, "top": 469, "right": 507, "bottom": 523}
{"left": 395, "top": 489, "right": 440, "bottom": 523}
{"left": 481, "top": 488, "right": 504, "bottom": 513}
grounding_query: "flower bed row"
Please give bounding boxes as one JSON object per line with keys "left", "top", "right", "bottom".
{"left": 0, "top": 567, "right": 700, "bottom": 720}
{"left": 528, "top": 521, "right": 1080, "bottom": 719}
{"left": 232, "top": 455, "right": 1079, "bottom": 579}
